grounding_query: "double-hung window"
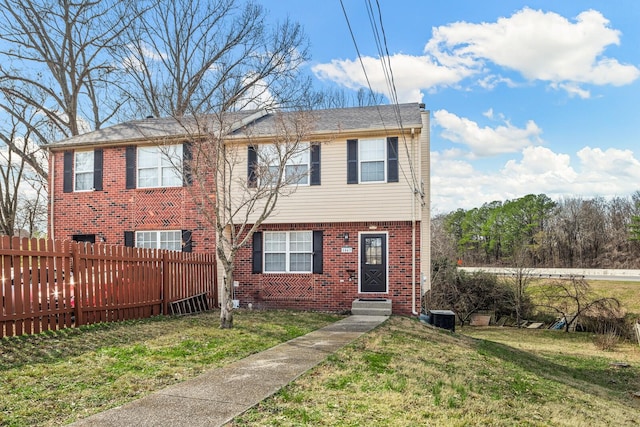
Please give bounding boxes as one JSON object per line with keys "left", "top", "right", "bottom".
{"left": 359, "top": 139, "right": 386, "bottom": 182}
{"left": 74, "top": 150, "right": 94, "bottom": 191}
{"left": 264, "top": 231, "right": 313, "bottom": 273}
{"left": 260, "top": 143, "right": 310, "bottom": 186}
{"left": 64, "top": 149, "right": 102, "bottom": 193}
{"left": 347, "top": 137, "right": 398, "bottom": 184}
{"left": 137, "top": 145, "right": 183, "bottom": 188}
{"left": 135, "top": 230, "right": 182, "bottom": 251}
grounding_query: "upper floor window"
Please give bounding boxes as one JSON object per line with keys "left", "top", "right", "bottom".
{"left": 137, "top": 145, "right": 183, "bottom": 188}
{"left": 63, "top": 149, "right": 102, "bottom": 193}
{"left": 347, "top": 137, "right": 398, "bottom": 184}
{"left": 74, "top": 150, "right": 94, "bottom": 191}
{"left": 259, "top": 143, "right": 310, "bottom": 186}
{"left": 359, "top": 139, "right": 385, "bottom": 182}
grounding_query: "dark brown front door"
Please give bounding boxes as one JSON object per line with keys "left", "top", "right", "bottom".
{"left": 360, "top": 234, "right": 387, "bottom": 293}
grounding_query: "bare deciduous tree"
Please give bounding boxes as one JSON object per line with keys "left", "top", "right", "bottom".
{"left": 0, "top": 0, "right": 137, "bottom": 179}
{"left": 16, "top": 183, "right": 48, "bottom": 237}
{"left": 129, "top": 0, "right": 314, "bottom": 328}
{"left": 183, "top": 110, "right": 316, "bottom": 328}
{"left": 0, "top": 96, "right": 47, "bottom": 237}
{"left": 505, "top": 245, "right": 535, "bottom": 327}
{"left": 118, "top": 0, "right": 311, "bottom": 118}
{"left": 536, "top": 276, "right": 621, "bottom": 332}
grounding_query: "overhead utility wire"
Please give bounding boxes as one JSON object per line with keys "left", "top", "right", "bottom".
{"left": 340, "top": 0, "right": 424, "bottom": 200}
{"left": 365, "top": 0, "right": 422, "bottom": 197}
{"left": 338, "top": 0, "right": 379, "bottom": 112}
{"left": 340, "top": 0, "right": 416, "bottom": 191}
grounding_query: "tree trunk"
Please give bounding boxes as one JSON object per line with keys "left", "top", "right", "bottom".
{"left": 219, "top": 265, "right": 235, "bottom": 329}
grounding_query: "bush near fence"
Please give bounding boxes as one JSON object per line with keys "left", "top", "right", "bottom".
{"left": 0, "top": 236, "right": 217, "bottom": 338}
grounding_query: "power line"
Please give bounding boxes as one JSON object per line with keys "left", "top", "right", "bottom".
{"left": 339, "top": 0, "right": 424, "bottom": 201}
{"left": 364, "top": 0, "right": 423, "bottom": 197}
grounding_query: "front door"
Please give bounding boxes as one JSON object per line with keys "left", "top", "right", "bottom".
{"left": 360, "top": 234, "right": 387, "bottom": 293}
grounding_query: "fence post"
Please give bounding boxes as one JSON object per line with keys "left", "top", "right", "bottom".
{"left": 162, "top": 252, "right": 169, "bottom": 315}
{"left": 70, "top": 241, "right": 83, "bottom": 327}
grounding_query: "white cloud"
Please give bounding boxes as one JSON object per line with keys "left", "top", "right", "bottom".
{"left": 577, "top": 147, "right": 640, "bottom": 180}
{"left": 425, "top": 8, "right": 639, "bottom": 96}
{"left": 234, "top": 74, "right": 277, "bottom": 110}
{"left": 122, "top": 43, "right": 168, "bottom": 72}
{"left": 502, "top": 146, "right": 577, "bottom": 186}
{"left": 311, "top": 53, "right": 474, "bottom": 103}
{"left": 312, "top": 8, "right": 639, "bottom": 100}
{"left": 433, "top": 109, "right": 542, "bottom": 157}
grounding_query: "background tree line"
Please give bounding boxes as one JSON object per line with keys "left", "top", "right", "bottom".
{"left": 432, "top": 192, "right": 640, "bottom": 269}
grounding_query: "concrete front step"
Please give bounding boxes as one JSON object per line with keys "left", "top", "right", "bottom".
{"left": 351, "top": 298, "right": 392, "bottom": 316}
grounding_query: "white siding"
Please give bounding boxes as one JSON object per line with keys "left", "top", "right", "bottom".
{"left": 235, "top": 131, "right": 425, "bottom": 224}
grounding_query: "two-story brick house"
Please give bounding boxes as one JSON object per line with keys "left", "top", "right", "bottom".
{"left": 48, "top": 103, "right": 430, "bottom": 315}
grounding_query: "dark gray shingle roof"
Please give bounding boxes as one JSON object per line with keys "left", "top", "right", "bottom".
{"left": 48, "top": 103, "right": 423, "bottom": 149}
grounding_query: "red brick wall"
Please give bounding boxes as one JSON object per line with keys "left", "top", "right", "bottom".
{"left": 49, "top": 147, "right": 215, "bottom": 253}
{"left": 50, "top": 148, "right": 423, "bottom": 315}
{"left": 233, "top": 221, "right": 421, "bottom": 315}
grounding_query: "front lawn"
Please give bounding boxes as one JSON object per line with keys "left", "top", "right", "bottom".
{"left": 233, "top": 317, "right": 640, "bottom": 426}
{"left": 0, "top": 310, "right": 341, "bottom": 426}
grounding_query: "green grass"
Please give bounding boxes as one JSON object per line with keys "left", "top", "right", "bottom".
{"left": 232, "top": 317, "right": 640, "bottom": 426}
{"left": 3, "top": 310, "right": 640, "bottom": 426}
{"left": 0, "top": 310, "right": 342, "bottom": 427}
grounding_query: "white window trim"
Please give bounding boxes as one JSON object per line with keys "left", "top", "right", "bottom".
{"left": 135, "top": 230, "right": 182, "bottom": 251}
{"left": 74, "top": 150, "right": 94, "bottom": 192}
{"left": 358, "top": 231, "right": 389, "bottom": 294}
{"left": 358, "top": 138, "right": 387, "bottom": 184}
{"left": 137, "top": 144, "right": 183, "bottom": 188}
{"left": 263, "top": 230, "right": 313, "bottom": 273}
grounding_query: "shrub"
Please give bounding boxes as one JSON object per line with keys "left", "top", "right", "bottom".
{"left": 593, "top": 327, "right": 620, "bottom": 351}
{"left": 428, "top": 259, "right": 530, "bottom": 325}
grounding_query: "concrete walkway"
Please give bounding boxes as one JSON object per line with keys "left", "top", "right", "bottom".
{"left": 69, "top": 315, "right": 388, "bottom": 427}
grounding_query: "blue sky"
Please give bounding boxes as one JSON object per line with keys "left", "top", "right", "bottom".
{"left": 263, "top": 1, "right": 640, "bottom": 214}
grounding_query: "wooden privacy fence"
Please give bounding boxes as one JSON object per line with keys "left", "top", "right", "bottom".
{"left": 0, "top": 236, "right": 217, "bottom": 338}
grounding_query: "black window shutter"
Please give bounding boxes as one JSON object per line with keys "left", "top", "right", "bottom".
{"left": 63, "top": 151, "right": 73, "bottom": 193}
{"left": 252, "top": 231, "right": 262, "bottom": 273}
{"left": 124, "top": 231, "right": 134, "bottom": 247}
{"left": 247, "top": 146, "right": 257, "bottom": 188}
{"left": 313, "top": 230, "right": 323, "bottom": 274}
{"left": 182, "top": 230, "right": 192, "bottom": 252}
{"left": 310, "top": 143, "right": 321, "bottom": 186}
{"left": 125, "top": 146, "right": 136, "bottom": 189}
{"left": 347, "top": 139, "right": 358, "bottom": 184}
{"left": 183, "top": 142, "right": 193, "bottom": 186}
{"left": 387, "top": 137, "right": 399, "bottom": 183}
{"left": 93, "top": 149, "right": 103, "bottom": 191}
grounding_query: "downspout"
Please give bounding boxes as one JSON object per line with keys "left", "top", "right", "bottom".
{"left": 411, "top": 127, "right": 418, "bottom": 316}
{"left": 49, "top": 150, "right": 55, "bottom": 241}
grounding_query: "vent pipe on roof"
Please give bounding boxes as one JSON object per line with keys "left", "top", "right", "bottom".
{"left": 419, "top": 103, "right": 425, "bottom": 110}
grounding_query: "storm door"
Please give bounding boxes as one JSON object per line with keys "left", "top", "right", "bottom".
{"left": 360, "top": 234, "right": 387, "bottom": 293}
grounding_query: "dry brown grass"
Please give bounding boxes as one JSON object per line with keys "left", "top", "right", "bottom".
{"left": 589, "top": 280, "right": 640, "bottom": 315}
